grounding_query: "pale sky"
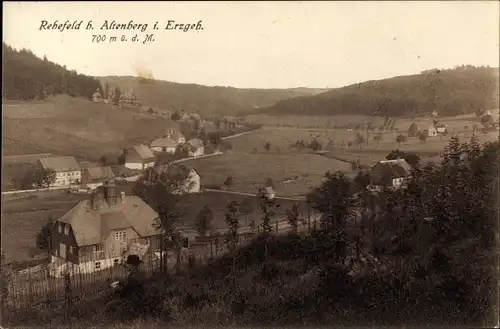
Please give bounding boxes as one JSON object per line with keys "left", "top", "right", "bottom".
{"left": 3, "top": 1, "right": 499, "bottom": 89}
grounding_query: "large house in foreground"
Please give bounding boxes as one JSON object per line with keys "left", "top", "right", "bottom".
{"left": 369, "top": 159, "right": 412, "bottom": 190}
{"left": 38, "top": 156, "right": 81, "bottom": 187}
{"left": 124, "top": 145, "right": 156, "bottom": 170}
{"left": 49, "top": 180, "right": 161, "bottom": 277}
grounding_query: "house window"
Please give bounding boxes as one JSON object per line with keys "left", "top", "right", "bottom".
{"left": 69, "top": 246, "right": 74, "bottom": 254}
{"left": 115, "top": 231, "right": 127, "bottom": 242}
{"left": 64, "top": 225, "right": 69, "bottom": 235}
{"left": 59, "top": 243, "right": 66, "bottom": 259}
{"left": 95, "top": 262, "right": 101, "bottom": 270}
{"left": 94, "top": 244, "right": 104, "bottom": 252}
{"left": 58, "top": 223, "right": 62, "bottom": 233}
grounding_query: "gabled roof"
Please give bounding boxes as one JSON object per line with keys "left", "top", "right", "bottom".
{"left": 151, "top": 136, "right": 177, "bottom": 148}
{"left": 86, "top": 166, "right": 115, "bottom": 182}
{"left": 127, "top": 145, "right": 155, "bottom": 162}
{"left": 166, "top": 164, "right": 200, "bottom": 179}
{"left": 79, "top": 161, "right": 99, "bottom": 170}
{"left": 39, "top": 156, "right": 80, "bottom": 172}
{"left": 58, "top": 191, "right": 160, "bottom": 246}
{"left": 187, "top": 138, "right": 204, "bottom": 148}
{"left": 371, "top": 159, "right": 412, "bottom": 180}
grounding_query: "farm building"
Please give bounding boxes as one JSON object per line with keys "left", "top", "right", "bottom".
{"left": 369, "top": 159, "right": 412, "bottom": 190}
{"left": 427, "top": 125, "right": 438, "bottom": 137}
{"left": 187, "top": 138, "right": 205, "bottom": 157}
{"left": 150, "top": 135, "right": 178, "bottom": 154}
{"left": 124, "top": 144, "right": 155, "bottom": 170}
{"left": 48, "top": 180, "right": 161, "bottom": 277}
{"left": 38, "top": 156, "right": 81, "bottom": 187}
{"left": 80, "top": 163, "right": 116, "bottom": 190}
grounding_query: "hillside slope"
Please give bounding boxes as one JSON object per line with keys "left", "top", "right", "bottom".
{"left": 2, "top": 95, "right": 177, "bottom": 161}
{"left": 99, "top": 76, "right": 329, "bottom": 117}
{"left": 257, "top": 66, "right": 499, "bottom": 117}
{"left": 2, "top": 43, "right": 100, "bottom": 100}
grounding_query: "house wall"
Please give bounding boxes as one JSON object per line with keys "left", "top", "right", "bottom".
{"left": 427, "top": 129, "right": 438, "bottom": 137}
{"left": 172, "top": 171, "right": 201, "bottom": 194}
{"left": 103, "top": 227, "right": 141, "bottom": 258}
{"left": 189, "top": 146, "right": 204, "bottom": 157}
{"left": 392, "top": 177, "right": 405, "bottom": 188}
{"left": 125, "top": 161, "right": 154, "bottom": 170}
{"left": 50, "top": 221, "right": 79, "bottom": 264}
{"left": 54, "top": 170, "right": 81, "bottom": 187}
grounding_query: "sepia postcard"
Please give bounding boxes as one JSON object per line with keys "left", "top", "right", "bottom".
{"left": 1, "top": 1, "right": 499, "bottom": 328}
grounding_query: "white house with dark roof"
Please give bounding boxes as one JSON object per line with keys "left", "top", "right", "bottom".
{"left": 124, "top": 144, "right": 156, "bottom": 170}
{"left": 49, "top": 180, "right": 161, "bottom": 277}
{"left": 150, "top": 136, "right": 178, "bottom": 154}
{"left": 369, "top": 159, "right": 412, "bottom": 190}
{"left": 38, "top": 156, "right": 81, "bottom": 187}
{"left": 186, "top": 138, "right": 204, "bottom": 157}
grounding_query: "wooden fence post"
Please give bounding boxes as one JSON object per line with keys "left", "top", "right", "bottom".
{"left": 47, "top": 235, "right": 53, "bottom": 327}
{"left": 308, "top": 209, "right": 311, "bottom": 233}
{"left": 275, "top": 221, "right": 279, "bottom": 234}
{"left": 159, "top": 233, "right": 164, "bottom": 275}
{"left": 64, "top": 272, "right": 72, "bottom": 326}
{"left": 28, "top": 265, "right": 33, "bottom": 305}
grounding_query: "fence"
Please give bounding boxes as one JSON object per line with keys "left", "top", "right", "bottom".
{"left": 3, "top": 215, "right": 322, "bottom": 315}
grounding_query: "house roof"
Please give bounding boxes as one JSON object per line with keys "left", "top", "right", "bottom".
{"left": 79, "top": 161, "right": 99, "bottom": 170}
{"left": 371, "top": 159, "right": 412, "bottom": 180}
{"left": 166, "top": 164, "right": 200, "bottom": 179}
{"left": 86, "top": 166, "right": 115, "bottom": 182}
{"left": 39, "top": 156, "right": 80, "bottom": 172}
{"left": 187, "top": 138, "right": 204, "bottom": 148}
{"left": 58, "top": 190, "right": 160, "bottom": 246}
{"left": 127, "top": 145, "right": 155, "bottom": 162}
{"left": 151, "top": 136, "right": 177, "bottom": 148}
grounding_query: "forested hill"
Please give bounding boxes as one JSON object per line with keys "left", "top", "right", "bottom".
{"left": 100, "top": 76, "right": 329, "bottom": 117}
{"left": 256, "top": 66, "right": 500, "bottom": 117}
{"left": 2, "top": 43, "right": 101, "bottom": 101}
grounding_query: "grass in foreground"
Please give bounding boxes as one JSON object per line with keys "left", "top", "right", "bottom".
{"left": 7, "top": 231, "right": 496, "bottom": 328}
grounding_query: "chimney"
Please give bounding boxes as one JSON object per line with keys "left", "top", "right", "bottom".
{"left": 120, "top": 191, "right": 125, "bottom": 203}
{"left": 103, "top": 179, "right": 117, "bottom": 206}
{"left": 91, "top": 191, "right": 104, "bottom": 211}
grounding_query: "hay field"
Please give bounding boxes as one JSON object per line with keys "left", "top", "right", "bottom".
{"left": 188, "top": 152, "right": 351, "bottom": 197}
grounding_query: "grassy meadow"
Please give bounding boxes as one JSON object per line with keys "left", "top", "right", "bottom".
{"left": 232, "top": 115, "right": 499, "bottom": 166}
{"left": 188, "top": 151, "right": 351, "bottom": 197}
{"left": 1, "top": 190, "right": 87, "bottom": 263}
{"left": 2, "top": 95, "right": 174, "bottom": 161}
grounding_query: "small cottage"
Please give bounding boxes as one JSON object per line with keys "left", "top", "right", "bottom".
{"left": 124, "top": 145, "right": 155, "bottom": 171}
{"left": 186, "top": 138, "right": 205, "bottom": 157}
{"left": 369, "top": 159, "right": 412, "bottom": 190}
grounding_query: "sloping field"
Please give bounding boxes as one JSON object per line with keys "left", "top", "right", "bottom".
{"left": 2, "top": 95, "right": 175, "bottom": 162}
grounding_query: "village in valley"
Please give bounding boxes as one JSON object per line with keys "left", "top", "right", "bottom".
{"left": 1, "top": 2, "right": 499, "bottom": 327}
